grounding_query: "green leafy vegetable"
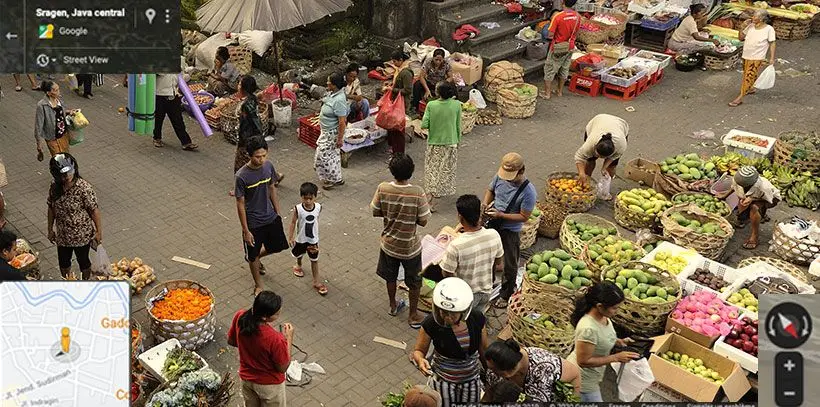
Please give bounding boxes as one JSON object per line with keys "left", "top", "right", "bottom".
{"left": 161, "top": 346, "right": 205, "bottom": 382}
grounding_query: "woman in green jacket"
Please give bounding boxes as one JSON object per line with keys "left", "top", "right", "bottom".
{"left": 422, "top": 81, "right": 462, "bottom": 212}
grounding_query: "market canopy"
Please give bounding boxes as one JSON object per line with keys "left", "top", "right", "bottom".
{"left": 195, "top": 0, "right": 354, "bottom": 33}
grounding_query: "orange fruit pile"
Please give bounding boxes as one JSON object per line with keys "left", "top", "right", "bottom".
{"left": 550, "top": 178, "right": 590, "bottom": 193}
{"left": 150, "top": 288, "right": 212, "bottom": 321}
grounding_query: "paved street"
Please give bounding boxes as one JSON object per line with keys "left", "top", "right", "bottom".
{"left": 1, "top": 38, "right": 818, "bottom": 406}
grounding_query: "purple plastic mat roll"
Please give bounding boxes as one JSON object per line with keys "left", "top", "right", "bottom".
{"left": 177, "top": 74, "right": 213, "bottom": 137}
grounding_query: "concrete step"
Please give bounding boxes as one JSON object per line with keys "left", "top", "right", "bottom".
{"left": 469, "top": 37, "right": 529, "bottom": 65}
{"left": 467, "top": 14, "right": 549, "bottom": 47}
{"left": 508, "top": 55, "right": 545, "bottom": 77}
{"left": 440, "top": 2, "right": 505, "bottom": 24}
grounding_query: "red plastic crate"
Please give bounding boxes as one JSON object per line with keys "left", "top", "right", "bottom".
{"left": 568, "top": 74, "right": 602, "bottom": 97}
{"left": 636, "top": 76, "right": 649, "bottom": 95}
{"left": 650, "top": 68, "right": 665, "bottom": 85}
{"left": 298, "top": 114, "right": 320, "bottom": 149}
{"left": 602, "top": 82, "right": 639, "bottom": 101}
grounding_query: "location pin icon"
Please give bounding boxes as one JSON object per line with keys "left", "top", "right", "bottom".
{"left": 145, "top": 8, "right": 156, "bottom": 24}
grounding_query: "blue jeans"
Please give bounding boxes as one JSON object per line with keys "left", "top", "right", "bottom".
{"left": 581, "top": 390, "right": 603, "bottom": 402}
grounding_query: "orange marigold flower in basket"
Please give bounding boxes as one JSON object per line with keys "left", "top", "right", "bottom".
{"left": 150, "top": 288, "right": 213, "bottom": 321}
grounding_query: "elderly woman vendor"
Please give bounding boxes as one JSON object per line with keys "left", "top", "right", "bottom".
{"left": 669, "top": 4, "right": 719, "bottom": 54}
{"left": 730, "top": 9, "right": 776, "bottom": 107}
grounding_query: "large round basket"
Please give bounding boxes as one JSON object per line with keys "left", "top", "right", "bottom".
{"left": 520, "top": 214, "right": 541, "bottom": 250}
{"left": 577, "top": 26, "right": 609, "bottom": 45}
{"left": 145, "top": 280, "right": 216, "bottom": 350}
{"left": 771, "top": 222, "right": 820, "bottom": 266}
{"left": 581, "top": 235, "right": 647, "bottom": 279}
{"left": 737, "top": 256, "right": 811, "bottom": 284}
{"left": 496, "top": 83, "right": 538, "bottom": 119}
{"left": 545, "top": 172, "right": 597, "bottom": 213}
{"left": 461, "top": 109, "right": 477, "bottom": 134}
{"left": 20, "top": 256, "right": 42, "bottom": 280}
{"left": 772, "top": 17, "right": 811, "bottom": 40}
{"left": 614, "top": 198, "right": 662, "bottom": 232}
{"left": 131, "top": 320, "right": 144, "bottom": 367}
{"left": 659, "top": 204, "right": 734, "bottom": 260}
{"left": 483, "top": 61, "right": 524, "bottom": 103}
{"left": 559, "top": 213, "right": 620, "bottom": 256}
{"left": 227, "top": 45, "right": 253, "bottom": 75}
{"left": 537, "top": 200, "right": 568, "bottom": 239}
{"left": 773, "top": 133, "right": 820, "bottom": 174}
{"left": 220, "top": 101, "right": 270, "bottom": 145}
{"left": 508, "top": 292, "right": 575, "bottom": 357}
{"left": 520, "top": 257, "right": 580, "bottom": 319}
{"left": 813, "top": 14, "right": 820, "bottom": 33}
{"left": 703, "top": 50, "right": 740, "bottom": 71}
{"left": 671, "top": 192, "right": 731, "bottom": 218}
{"left": 600, "top": 261, "right": 681, "bottom": 336}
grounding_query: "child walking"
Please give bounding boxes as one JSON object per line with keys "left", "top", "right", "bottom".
{"left": 288, "top": 182, "right": 328, "bottom": 295}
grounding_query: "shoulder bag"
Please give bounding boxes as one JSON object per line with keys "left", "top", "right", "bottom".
{"left": 485, "top": 179, "right": 531, "bottom": 231}
{"left": 551, "top": 14, "right": 581, "bottom": 56}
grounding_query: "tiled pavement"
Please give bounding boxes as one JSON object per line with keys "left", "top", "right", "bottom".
{"left": 1, "top": 39, "right": 818, "bottom": 406}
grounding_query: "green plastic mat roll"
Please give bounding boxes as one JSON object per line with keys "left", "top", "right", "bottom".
{"left": 144, "top": 74, "right": 156, "bottom": 134}
{"left": 134, "top": 74, "right": 147, "bottom": 134}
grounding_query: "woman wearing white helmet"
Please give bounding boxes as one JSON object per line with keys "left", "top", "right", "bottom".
{"left": 410, "top": 277, "right": 489, "bottom": 407}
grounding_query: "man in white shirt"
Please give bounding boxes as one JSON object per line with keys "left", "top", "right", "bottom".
{"left": 153, "top": 74, "right": 198, "bottom": 150}
{"left": 439, "top": 194, "right": 504, "bottom": 314}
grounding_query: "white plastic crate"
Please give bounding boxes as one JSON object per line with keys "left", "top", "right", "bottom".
{"left": 628, "top": 0, "right": 667, "bottom": 16}
{"left": 712, "top": 312, "right": 758, "bottom": 373}
{"left": 622, "top": 56, "right": 661, "bottom": 75}
{"left": 634, "top": 50, "right": 673, "bottom": 69}
{"left": 138, "top": 338, "right": 209, "bottom": 383}
{"left": 600, "top": 62, "right": 648, "bottom": 87}
{"left": 721, "top": 129, "right": 777, "bottom": 160}
{"left": 677, "top": 257, "right": 738, "bottom": 298}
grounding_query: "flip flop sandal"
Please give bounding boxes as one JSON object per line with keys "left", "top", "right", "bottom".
{"left": 334, "top": 180, "right": 345, "bottom": 186}
{"left": 742, "top": 241, "right": 758, "bottom": 250}
{"left": 314, "top": 283, "right": 329, "bottom": 295}
{"left": 14, "top": 86, "right": 22, "bottom": 92}
{"left": 259, "top": 263, "right": 266, "bottom": 276}
{"left": 728, "top": 101, "right": 743, "bottom": 107}
{"left": 153, "top": 139, "right": 164, "bottom": 147}
{"left": 398, "top": 281, "right": 409, "bottom": 291}
{"left": 493, "top": 298, "right": 509, "bottom": 309}
{"left": 293, "top": 266, "right": 304, "bottom": 277}
{"left": 182, "top": 143, "right": 198, "bottom": 151}
{"left": 389, "top": 299, "right": 408, "bottom": 316}
{"left": 322, "top": 182, "right": 335, "bottom": 190}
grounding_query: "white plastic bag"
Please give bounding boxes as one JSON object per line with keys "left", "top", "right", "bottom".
{"left": 754, "top": 65, "right": 775, "bottom": 90}
{"left": 468, "top": 89, "right": 487, "bottom": 109}
{"left": 597, "top": 172, "right": 612, "bottom": 200}
{"left": 809, "top": 256, "right": 820, "bottom": 277}
{"left": 91, "top": 245, "right": 112, "bottom": 277}
{"left": 613, "top": 358, "right": 655, "bottom": 402}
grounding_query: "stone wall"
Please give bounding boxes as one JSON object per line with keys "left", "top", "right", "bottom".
{"left": 370, "top": 0, "right": 422, "bottom": 40}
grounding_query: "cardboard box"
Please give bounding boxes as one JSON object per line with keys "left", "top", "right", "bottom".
{"left": 649, "top": 333, "right": 751, "bottom": 402}
{"left": 624, "top": 157, "right": 660, "bottom": 186}
{"left": 449, "top": 53, "right": 483, "bottom": 85}
{"left": 665, "top": 317, "right": 721, "bottom": 348}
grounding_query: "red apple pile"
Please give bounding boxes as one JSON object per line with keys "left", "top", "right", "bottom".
{"left": 724, "top": 316, "right": 758, "bottom": 357}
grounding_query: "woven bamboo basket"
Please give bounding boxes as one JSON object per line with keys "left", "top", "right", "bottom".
{"left": 614, "top": 197, "right": 663, "bottom": 232}
{"left": 659, "top": 204, "right": 734, "bottom": 260}
{"left": 496, "top": 83, "right": 538, "bottom": 119}
{"left": 773, "top": 135, "right": 820, "bottom": 175}
{"left": 537, "top": 200, "right": 568, "bottom": 239}
{"left": 461, "top": 109, "right": 477, "bottom": 134}
{"left": 146, "top": 280, "right": 216, "bottom": 350}
{"left": 20, "top": 256, "right": 42, "bottom": 280}
{"left": 520, "top": 267, "right": 578, "bottom": 322}
{"left": 483, "top": 61, "right": 524, "bottom": 103}
{"left": 220, "top": 101, "right": 270, "bottom": 144}
{"left": 703, "top": 50, "right": 740, "bottom": 70}
{"left": 131, "top": 319, "right": 144, "bottom": 368}
{"left": 228, "top": 45, "right": 253, "bottom": 75}
{"left": 600, "top": 261, "right": 681, "bottom": 337}
{"left": 545, "top": 172, "right": 597, "bottom": 213}
{"left": 737, "top": 256, "right": 810, "bottom": 284}
{"left": 773, "top": 17, "right": 812, "bottom": 40}
{"left": 508, "top": 292, "right": 575, "bottom": 357}
{"left": 581, "top": 235, "right": 647, "bottom": 279}
{"left": 577, "top": 27, "right": 609, "bottom": 45}
{"left": 520, "top": 214, "right": 541, "bottom": 250}
{"left": 559, "top": 213, "right": 620, "bottom": 256}
{"left": 671, "top": 192, "right": 731, "bottom": 218}
{"left": 813, "top": 14, "right": 820, "bottom": 33}
{"left": 771, "top": 222, "right": 820, "bottom": 266}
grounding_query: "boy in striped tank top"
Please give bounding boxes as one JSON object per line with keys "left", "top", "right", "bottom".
{"left": 287, "top": 182, "right": 327, "bottom": 295}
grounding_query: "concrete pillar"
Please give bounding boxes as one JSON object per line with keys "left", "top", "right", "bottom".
{"left": 370, "top": 0, "right": 421, "bottom": 39}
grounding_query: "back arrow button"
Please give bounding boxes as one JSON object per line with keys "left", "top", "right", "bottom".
{"left": 6, "top": 32, "right": 18, "bottom": 40}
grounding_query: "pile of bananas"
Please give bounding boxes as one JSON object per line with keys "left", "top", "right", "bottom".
{"left": 762, "top": 165, "right": 820, "bottom": 209}
{"left": 710, "top": 153, "right": 771, "bottom": 176}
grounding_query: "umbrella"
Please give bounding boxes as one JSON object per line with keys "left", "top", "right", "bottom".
{"left": 196, "top": 0, "right": 353, "bottom": 87}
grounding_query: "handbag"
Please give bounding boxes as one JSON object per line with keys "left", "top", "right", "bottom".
{"left": 525, "top": 41, "right": 549, "bottom": 61}
{"left": 485, "top": 179, "right": 531, "bottom": 231}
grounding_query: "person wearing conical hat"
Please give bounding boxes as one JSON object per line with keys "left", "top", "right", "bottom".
{"left": 725, "top": 166, "right": 781, "bottom": 249}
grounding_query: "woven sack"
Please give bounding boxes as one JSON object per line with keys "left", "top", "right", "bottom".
{"left": 559, "top": 213, "right": 620, "bottom": 256}
{"left": 146, "top": 280, "right": 216, "bottom": 350}
{"left": 537, "top": 200, "right": 568, "bottom": 239}
{"left": 737, "top": 256, "right": 810, "bottom": 284}
{"left": 525, "top": 41, "right": 549, "bottom": 61}
{"left": 770, "top": 222, "right": 820, "bottom": 266}
{"left": 483, "top": 61, "right": 524, "bottom": 103}
{"left": 600, "top": 261, "right": 681, "bottom": 337}
{"left": 508, "top": 292, "right": 575, "bottom": 357}
{"left": 545, "top": 172, "right": 597, "bottom": 213}
{"left": 520, "top": 214, "right": 541, "bottom": 250}
{"left": 461, "top": 109, "right": 477, "bottom": 134}
{"left": 773, "top": 133, "right": 820, "bottom": 175}
{"left": 652, "top": 171, "right": 712, "bottom": 198}
{"left": 659, "top": 204, "right": 734, "bottom": 260}
{"left": 496, "top": 83, "right": 538, "bottom": 119}
{"left": 581, "top": 235, "right": 647, "bottom": 279}
{"left": 614, "top": 197, "right": 663, "bottom": 232}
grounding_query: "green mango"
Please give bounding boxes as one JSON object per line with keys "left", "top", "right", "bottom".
{"left": 549, "top": 267, "right": 559, "bottom": 276}
{"left": 656, "top": 288, "right": 668, "bottom": 298}
{"left": 561, "top": 265, "right": 574, "bottom": 280}
{"left": 532, "top": 254, "right": 543, "bottom": 264}
{"left": 581, "top": 269, "right": 593, "bottom": 279}
{"left": 549, "top": 257, "right": 564, "bottom": 270}
{"left": 559, "top": 279, "right": 575, "bottom": 290}
{"left": 538, "top": 263, "right": 549, "bottom": 277}
{"left": 615, "top": 276, "right": 627, "bottom": 286}
{"left": 580, "top": 232, "right": 594, "bottom": 241}
{"left": 527, "top": 263, "right": 539, "bottom": 272}
{"left": 554, "top": 250, "right": 571, "bottom": 261}
{"left": 704, "top": 162, "right": 715, "bottom": 171}
{"left": 627, "top": 277, "right": 639, "bottom": 289}
{"left": 679, "top": 173, "right": 693, "bottom": 181}
{"left": 689, "top": 168, "right": 702, "bottom": 179}
{"left": 629, "top": 205, "right": 645, "bottom": 213}
{"left": 587, "top": 250, "right": 600, "bottom": 260}
{"left": 684, "top": 160, "right": 702, "bottom": 168}
{"left": 685, "top": 153, "right": 699, "bottom": 160}
{"left": 677, "top": 163, "right": 690, "bottom": 174}
{"left": 541, "top": 274, "right": 558, "bottom": 284}
{"left": 647, "top": 286, "right": 658, "bottom": 296}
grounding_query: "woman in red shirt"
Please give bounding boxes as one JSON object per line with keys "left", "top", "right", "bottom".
{"left": 228, "top": 291, "right": 294, "bottom": 407}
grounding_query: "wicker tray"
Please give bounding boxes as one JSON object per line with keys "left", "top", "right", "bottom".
{"left": 600, "top": 261, "right": 681, "bottom": 337}
{"left": 581, "top": 235, "right": 647, "bottom": 279}
{"left": 496, "top": 83, "right": 538, "bottom": 119}
{"left": 145, "top": 280, "right": 216, "bottom": 350}
{"left": 508, "top": 292, "right": 575, "bottom": 357}
{"left": 771, "top": 222, "right": 820, "bottom": 266}
{"left": 773, "top": 135, "right": 820, "bottom": 175}
{"left": 228, "top": 45, "right": 253, "bottom": 75}
{"left": 614, "top": 197, "right": 662, "bottom": 232}
{"left": 737, "top": 256, "right": 810, "bottom": 284}
{"left": 537, "top": 200, "right": 568, "bottom": 239}
{"left": 520, "top": 214, "right": 541, "bottom": 250}
{"left": 578, "top": 26, "right": 609, "bottom": 45}
{"left": 545, "top": 172, "right": 597, "bottom": 213}
{"left": 559, "top": 213, "right": 620, "bottom": 256}
{"left": 773, "top": 17, "right": 812, "bottom": 40}
{"left": 462, "top": 109, "right": 477, "bottom": 135}
{"left": 659, "top": 204, "right": 734, "bottom": 261}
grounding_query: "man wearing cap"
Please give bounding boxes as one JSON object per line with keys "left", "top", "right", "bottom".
{"left": 720, "top": 166, "right": 780, "bottom": 249}
{"left": 483, "top": 153, "right": 537, "bottom": 308}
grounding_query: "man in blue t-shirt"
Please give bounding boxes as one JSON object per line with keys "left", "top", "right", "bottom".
{"left": 235, "top": 137, "right": 289, "bottom": 297}
{"left": 483, "top": 152, "right": 537, "bottom": 308}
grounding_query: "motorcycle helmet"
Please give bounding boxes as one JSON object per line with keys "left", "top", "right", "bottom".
{"left": 432, "top": 277, "right": 474, "bottom": 326}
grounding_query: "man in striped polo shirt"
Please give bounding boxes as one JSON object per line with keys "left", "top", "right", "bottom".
{"left": 439, "top": 195, "right": 504, "bottom": 314}
{"left": 371, "top": 154, "right": 430, "bottom": 328}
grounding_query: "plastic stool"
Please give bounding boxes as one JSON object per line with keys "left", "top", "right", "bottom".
{"left": 568, "top": 74, "right": 602, "bottom": 97}
{"left": 602, "top": 82, "right": 639, "bottom": 101}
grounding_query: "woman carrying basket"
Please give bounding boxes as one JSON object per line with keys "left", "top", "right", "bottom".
{"left": 574, "top": 114, "right": 629, "bottom": 200}
{"left": 729, "top": 9, "right": 776, "bottom": 107}
{"left": 567, "top": 281, "right": 639, "bottom": 402}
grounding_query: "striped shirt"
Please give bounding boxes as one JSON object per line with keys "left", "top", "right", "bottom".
{"left": 439, "top": 228, "right": 504, "bottom": 294}
{"left": 371, "top": 181, "right": 430, "bottom": 259}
